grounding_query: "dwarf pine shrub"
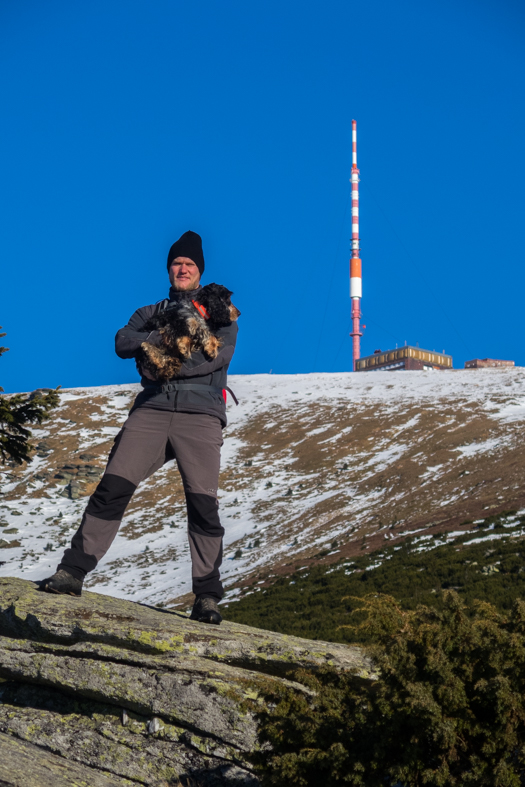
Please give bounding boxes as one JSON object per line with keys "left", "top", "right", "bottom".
{"left": 253, "top": 591, "right": 525, "bottom": 786}
{"left": 225, "top": 512, "right": 525, "bottom": 642}
{"left": 0, "top": 327, "right": 60, "bottom": 464}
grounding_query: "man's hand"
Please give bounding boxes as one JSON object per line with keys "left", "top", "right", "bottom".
{"left": 146, "top": 330, "right": 164, "bottom": 347}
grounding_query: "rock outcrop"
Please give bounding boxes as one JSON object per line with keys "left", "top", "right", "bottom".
{"left": 0, "top": 577, "right": 374, "bottom": 786}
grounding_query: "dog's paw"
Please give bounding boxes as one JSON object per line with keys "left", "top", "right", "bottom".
{"left": 187, "top": 317, "right": 200, "bottom": 335}
{"left": 176, "top": 336, "right": 192, "bottom": 358}
{"left": 203, "top": 335, "right": 222, "bottom": 358}
{"left": 141, "top": 342, "right": 157, "bottom": 360}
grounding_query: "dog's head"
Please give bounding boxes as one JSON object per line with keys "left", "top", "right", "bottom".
{"left": 196, "top": 283, "right": 241, "bottom": 325}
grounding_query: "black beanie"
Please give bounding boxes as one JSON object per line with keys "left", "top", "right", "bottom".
{"left": 167, "top": 230, "right": 205, "bottom": 275}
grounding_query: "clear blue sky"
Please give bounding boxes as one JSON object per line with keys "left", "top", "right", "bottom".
{"left": 1, "top": 0, "right": 524, "bottom": 393}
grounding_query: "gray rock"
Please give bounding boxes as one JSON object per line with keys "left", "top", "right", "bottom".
{"left": 147, "top": 717, "right": 162, "bottom": 734}
{"left": 0, "top": 731, "right": 135, "bottom": 786}
{"left": 0, "top": 577, "right": 374, "bottom": 786}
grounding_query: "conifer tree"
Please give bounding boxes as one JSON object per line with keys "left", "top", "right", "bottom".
{"left": 0, "top": 327, "right": 60, "bottom": 465}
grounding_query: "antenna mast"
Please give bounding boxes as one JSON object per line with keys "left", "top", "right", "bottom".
{"left": 349, "top": 119, "right": 362, "bottom": 370}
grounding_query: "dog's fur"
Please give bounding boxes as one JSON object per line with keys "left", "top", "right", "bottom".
{"left": 136, "top": 283, "right": 240, "bottom": 382}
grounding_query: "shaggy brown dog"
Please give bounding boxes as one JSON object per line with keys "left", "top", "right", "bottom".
{"left": 136, "top": 283, "right": 240, "bottom": 381}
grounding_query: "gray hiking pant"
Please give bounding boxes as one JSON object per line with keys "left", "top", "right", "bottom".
{"left": 58, "top": 408, "right": 225, "bottom": 599}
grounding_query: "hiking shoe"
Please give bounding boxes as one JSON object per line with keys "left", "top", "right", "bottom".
{"left": 190, "top": 596, "right": 222, "bottom": 625}
{"left": 41, "top": 569, "right": 83, "bottom": 597}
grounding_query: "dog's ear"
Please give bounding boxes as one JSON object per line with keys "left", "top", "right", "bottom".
{"left": 206, "top": 283, "right": 233, "bottom": 301}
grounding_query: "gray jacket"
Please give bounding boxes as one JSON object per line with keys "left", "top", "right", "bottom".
{"left": 115, "top": 287, "right": 238, "bottom": 426}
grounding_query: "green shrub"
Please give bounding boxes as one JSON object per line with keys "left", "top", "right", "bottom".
{"left": 0, "top": 327, "right": 60, "bottom": 464}
{"left": 253, "top": 592, "right": 525, "bottom": 786}
{"left": 224, "top": 512, "right": 525, "bottom": 644}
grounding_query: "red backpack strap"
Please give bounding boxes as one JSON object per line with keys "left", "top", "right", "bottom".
{"left": 223, "top": 386, "right": 239, "bottom": 405}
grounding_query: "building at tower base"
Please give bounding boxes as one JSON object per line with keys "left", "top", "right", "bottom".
{"left": 356, "top": 346, "right": 453, "bottom": 372}
{"left": 464, "top": 358, "right": 514, "bottom": 369}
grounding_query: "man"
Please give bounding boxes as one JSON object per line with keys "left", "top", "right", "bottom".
{"left": 42, "top": 230, "right": 238, "bottom": 625}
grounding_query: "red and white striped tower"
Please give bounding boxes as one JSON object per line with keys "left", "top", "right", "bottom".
{"left": 349, "top": 119, "right": 362, "bottom": 370}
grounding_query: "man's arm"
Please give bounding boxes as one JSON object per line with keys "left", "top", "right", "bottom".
{"left": 115, "top": 304, "right": 160, "bottom": 359}
{"left": 176, "top": 321, "right": 238, "bottom": 378}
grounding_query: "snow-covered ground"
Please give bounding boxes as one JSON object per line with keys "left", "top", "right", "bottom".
{"left": 1, "top": 368, "right": 524, "bottom": 606}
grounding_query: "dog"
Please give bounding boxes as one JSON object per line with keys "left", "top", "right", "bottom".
{"left": 136, "top": 283, "right": 240, "bottom": 381}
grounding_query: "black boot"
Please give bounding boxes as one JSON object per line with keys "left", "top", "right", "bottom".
{"left": 190, "top": 596, "right": 222, "bottom": 625}
{"left": 41, "top": 569, "right": 83, "bottom": 597}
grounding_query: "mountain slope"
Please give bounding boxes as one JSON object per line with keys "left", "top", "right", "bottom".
{"left": 1, "top": 368, "right": 524, "bottom": 608}
{"left": 223, "top": 508, "right": 525, "bottom": 642}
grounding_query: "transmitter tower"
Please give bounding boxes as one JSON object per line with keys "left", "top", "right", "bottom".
{"left": 349, "top": 119, "right": 362, "bottom": 370}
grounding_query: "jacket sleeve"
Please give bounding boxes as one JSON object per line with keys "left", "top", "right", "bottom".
{"left": 115, "top": 305, "right": 157, "bottom": 359}
{"left": 176, "top": 321, "right": 239, "bottom": 378}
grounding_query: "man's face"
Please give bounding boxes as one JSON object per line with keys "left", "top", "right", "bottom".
{"left": 169, "top": 257, "right": 201, "bottom": 291}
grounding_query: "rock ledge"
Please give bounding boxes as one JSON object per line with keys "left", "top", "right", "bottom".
{"left": 0, "top": 577, "right": 373, "bottom": 786}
